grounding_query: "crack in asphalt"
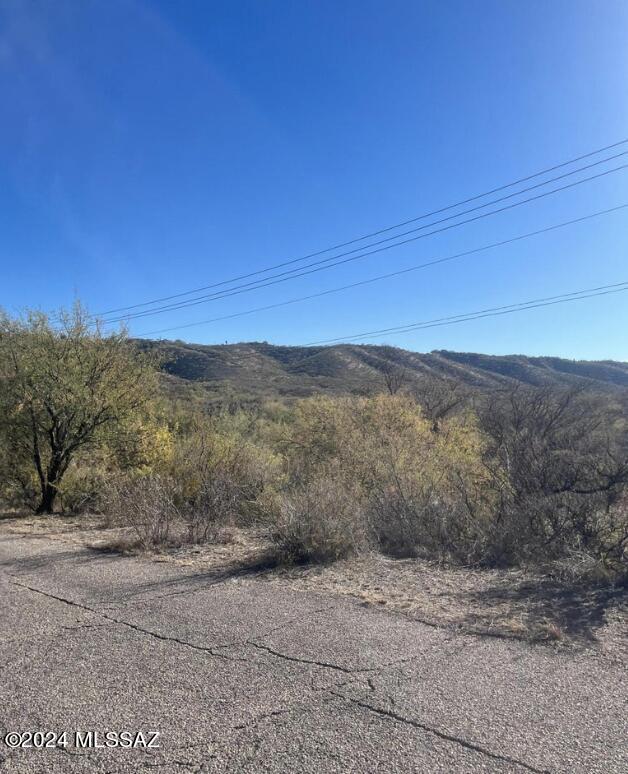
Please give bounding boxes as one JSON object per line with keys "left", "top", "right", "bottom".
{"left": 334, "top": 691, "right": 552, "bottom": 774}
{"left": 226, "top": 605, "right": 336, "bottom": 653}
{"left": 232, "top": 706, "right": 295, "bottom": 732}
{"left": 61, "top": 622, "right": 112, "bottom": 631}
{"left": 7, "top": 576, "right": 464, "bottom": 681}
{"left": 245, "top": 640, "right": 369, "bottom": 675}
{"left": 8, "top": 576, "right": 555, "bottom": 773}
{"left": 232, "top": 681, "right": 348, "bottom": 736}
{"left": 11, "top": 578, "right": 355, "bottom": 672}
{"left": 8, "top": 579, "right": 249, "bottom": 664}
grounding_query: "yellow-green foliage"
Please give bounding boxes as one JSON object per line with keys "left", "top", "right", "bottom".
{"left": 281, "top": 393, "right": 486, "bottom": 502}
{"left": 106, "top": 415, "right": 175, "bottom": 475}
{"left": 164, "top": 412, "right": 283, "bottom": 525}
{"left": 0, "top": 304, "right": 163, "bottom": 513}
{"left": 270, "top": 394, "right": 493, "bottom": 559}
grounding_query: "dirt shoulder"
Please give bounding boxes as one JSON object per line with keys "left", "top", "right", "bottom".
{"left": 2, "top": 511, "right": 626, "bottom": 656}
{"left": 3, "top": 522, "right": 627, "bottom": 774}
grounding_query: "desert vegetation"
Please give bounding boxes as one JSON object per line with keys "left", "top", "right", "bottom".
{"left": 1, "top": 306, "right": 626, "bottom": 582}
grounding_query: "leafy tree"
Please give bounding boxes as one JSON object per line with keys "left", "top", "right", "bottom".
{"left": 0, "top": 304, "right": 157, "bottom": 514}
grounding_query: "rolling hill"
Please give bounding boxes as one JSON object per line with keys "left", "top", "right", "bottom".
{"left": 134, "top": 340, "right": 628, "bottom": 405}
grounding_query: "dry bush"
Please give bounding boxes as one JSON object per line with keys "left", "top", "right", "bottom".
{"left": 168, "top": 427, "right": 280, "bottom": 543}
{"left": 410, "top": 376, "right": 469, "bottom": 432}
{"left": 477, "top": 385, "right": 628, "bottom": 575}
{"left": 281, "top": 393, "right": 490, "bottom": 561}
{"left": 367, "top": 482, "right": 433, "bottom": 558}
{"left": 181, "top": 467, "right": 243, "bottom": 543}
{"left": 368, "top": 480, "right": 486, "bottom": 561}
{"left": 101, "top": 415, "right": 282, "bottom": 549}
{"left": 606, "top": 493, "right": 628, "bottom": 580}
{"left": 102, "top": 386, "right": 627, "bottom": 577}
{"left": 271, "top": 478, "right": 369, "bottom": 564}
{"left": 106, "top": 475, "right": 181, "bottom": 549}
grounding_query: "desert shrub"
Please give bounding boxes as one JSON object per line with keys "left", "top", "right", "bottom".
{"left": 477, "top": 386, "right": 628, "bottom": 573}
{"left": 279, "top": 393, "right": 491, "bottom": 560}
{"left": 410, "top": 375, "right": 469, "bottom": 432}
{"left": 106, "top": 474, "right": 180, "bottom": 549}
{"left": 57, "top": 464, "right": 110, "bottom": 515}
{"left": 35, "top": 356, "right": 625, "bottom": 579}
{"left": 163, "top": 418, "right": 282, "bottom": 542}
{"left": 271, "top": 477, "right": 369, "bottom": 563}
{"left": 106, "top": 418, "right": 175, "bottom": 475}
{"left": 177, "top": 456, "right": 252, "bottom": 544}
{"left": 360, "top": 396, "right": 491, "bottom": 560}
{"left": 368, "top": 479, "right": 489, "bottom": 561}
{"left": 100, "top": 408, "right": 284, "bottom": 548}
{"left": 604, "top": 493, "right": 628, "bottom": 580}
{"left": 0, "top": 455, "right": 39, "bottom": 511}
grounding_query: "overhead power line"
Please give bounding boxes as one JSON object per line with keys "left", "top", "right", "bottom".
{"left": 95, "top": 137, "right": 628, "bottom": 319}
{"left": 138, "top": 203, "right": 628, "bottom": 337}
{"left": 307, "top": 281, "right": 628, "bottom": 346}
{"left": 102, "top": 161, "right": 628, "bottom": 325}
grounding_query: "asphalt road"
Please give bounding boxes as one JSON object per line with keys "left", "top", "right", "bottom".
{"left": 0, "top": 529, "right": 625, "bottom": 773}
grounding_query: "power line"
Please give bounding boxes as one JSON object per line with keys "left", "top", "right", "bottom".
{"left": 138, "top": 203, "right": 628, "bottom": 337}
{"left": 102, "top": 161, "right": 628, "bottom": 324}
{"left": 94, "top": 137, "right": 628, "bottom": 318}
{"left": 101, "top": 151, "right": 627, "bottom": 322}
{"left": 307, "top": 282, "right": 628, "bottom": 346}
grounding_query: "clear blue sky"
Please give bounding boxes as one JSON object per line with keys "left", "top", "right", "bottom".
{"left": 1, "top": 0, "right": 627, "bottom": 359}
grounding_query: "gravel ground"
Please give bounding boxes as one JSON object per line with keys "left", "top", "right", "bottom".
{"left": 0, "top": 516, "right": 626, "bottom": 773}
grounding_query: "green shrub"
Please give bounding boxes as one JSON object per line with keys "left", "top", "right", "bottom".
{"left": 57, "top": 465, "right": 110, "bottom": 515}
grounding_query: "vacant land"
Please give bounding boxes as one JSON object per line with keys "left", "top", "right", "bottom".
{"left": 2, "top": 309, "right": 627, "bottom": 772}
{"left": 1, "top": 513, "right": 626, "bottom": 773}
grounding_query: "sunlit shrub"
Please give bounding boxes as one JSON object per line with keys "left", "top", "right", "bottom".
{"left": 57, "top": 464, "right": 110, "bottom": 515}
{"left": 278, "top": 394, "right": 492, "bottom": 560}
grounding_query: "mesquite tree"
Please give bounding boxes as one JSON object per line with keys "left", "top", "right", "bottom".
{"left": 0, "top": 304, "right": 156, "bottom": 514}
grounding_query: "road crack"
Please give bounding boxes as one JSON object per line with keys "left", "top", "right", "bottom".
{"left": 334, "top": 691, "right": 552, "bottom": 773}
{"left": 8, "top": 579, "right": 249, "bottom": 664}
{"left": 246, "top": 640, "right": 371, "bottom": 674}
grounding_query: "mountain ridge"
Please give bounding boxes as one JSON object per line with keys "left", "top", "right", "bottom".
{"left": 134, "top": 339, "right": 628, "bottom": 403}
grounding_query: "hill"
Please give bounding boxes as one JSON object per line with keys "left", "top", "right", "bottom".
{"left": 134, "top": 340, "right": 628, "bottom": 405}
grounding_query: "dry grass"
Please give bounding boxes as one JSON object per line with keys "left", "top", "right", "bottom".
{"left": 2, "top": 512, "right": 624, "bottom": 654}
{"left": 0, "top": 510, "right": 107, "bottom": 540}
{"left": 137, "top": 532, "right": 626, "bottom": 653}
{"left": 259, "top": 553, "right": 627, "bottom": 653}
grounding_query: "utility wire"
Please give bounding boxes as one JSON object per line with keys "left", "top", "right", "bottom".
{"left": 103, "top": 161, "right": 628, "bottom": 325}
{"left": 95, "top": 136, "right": 628, "bottom": 318}
{"left": 307, "top": 282, "right": 628, "bottom": 345}
{"left": 138, "top": 203, "right": 628, "bottom": 337}
{"left": 101, "top": 151, "right": 627, "bottom": 322}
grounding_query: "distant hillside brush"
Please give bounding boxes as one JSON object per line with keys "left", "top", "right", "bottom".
{"left": 134, "top": 338, "right": 628, "bottom": 408}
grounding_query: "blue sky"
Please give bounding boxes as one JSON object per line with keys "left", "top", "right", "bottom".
{"left": 1, "top": 0, "right": 627, "bottom": 359}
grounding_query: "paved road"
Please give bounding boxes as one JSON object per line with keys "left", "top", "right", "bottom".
{"left": 0, "top": 529, "right": 625, "bottom": 773}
